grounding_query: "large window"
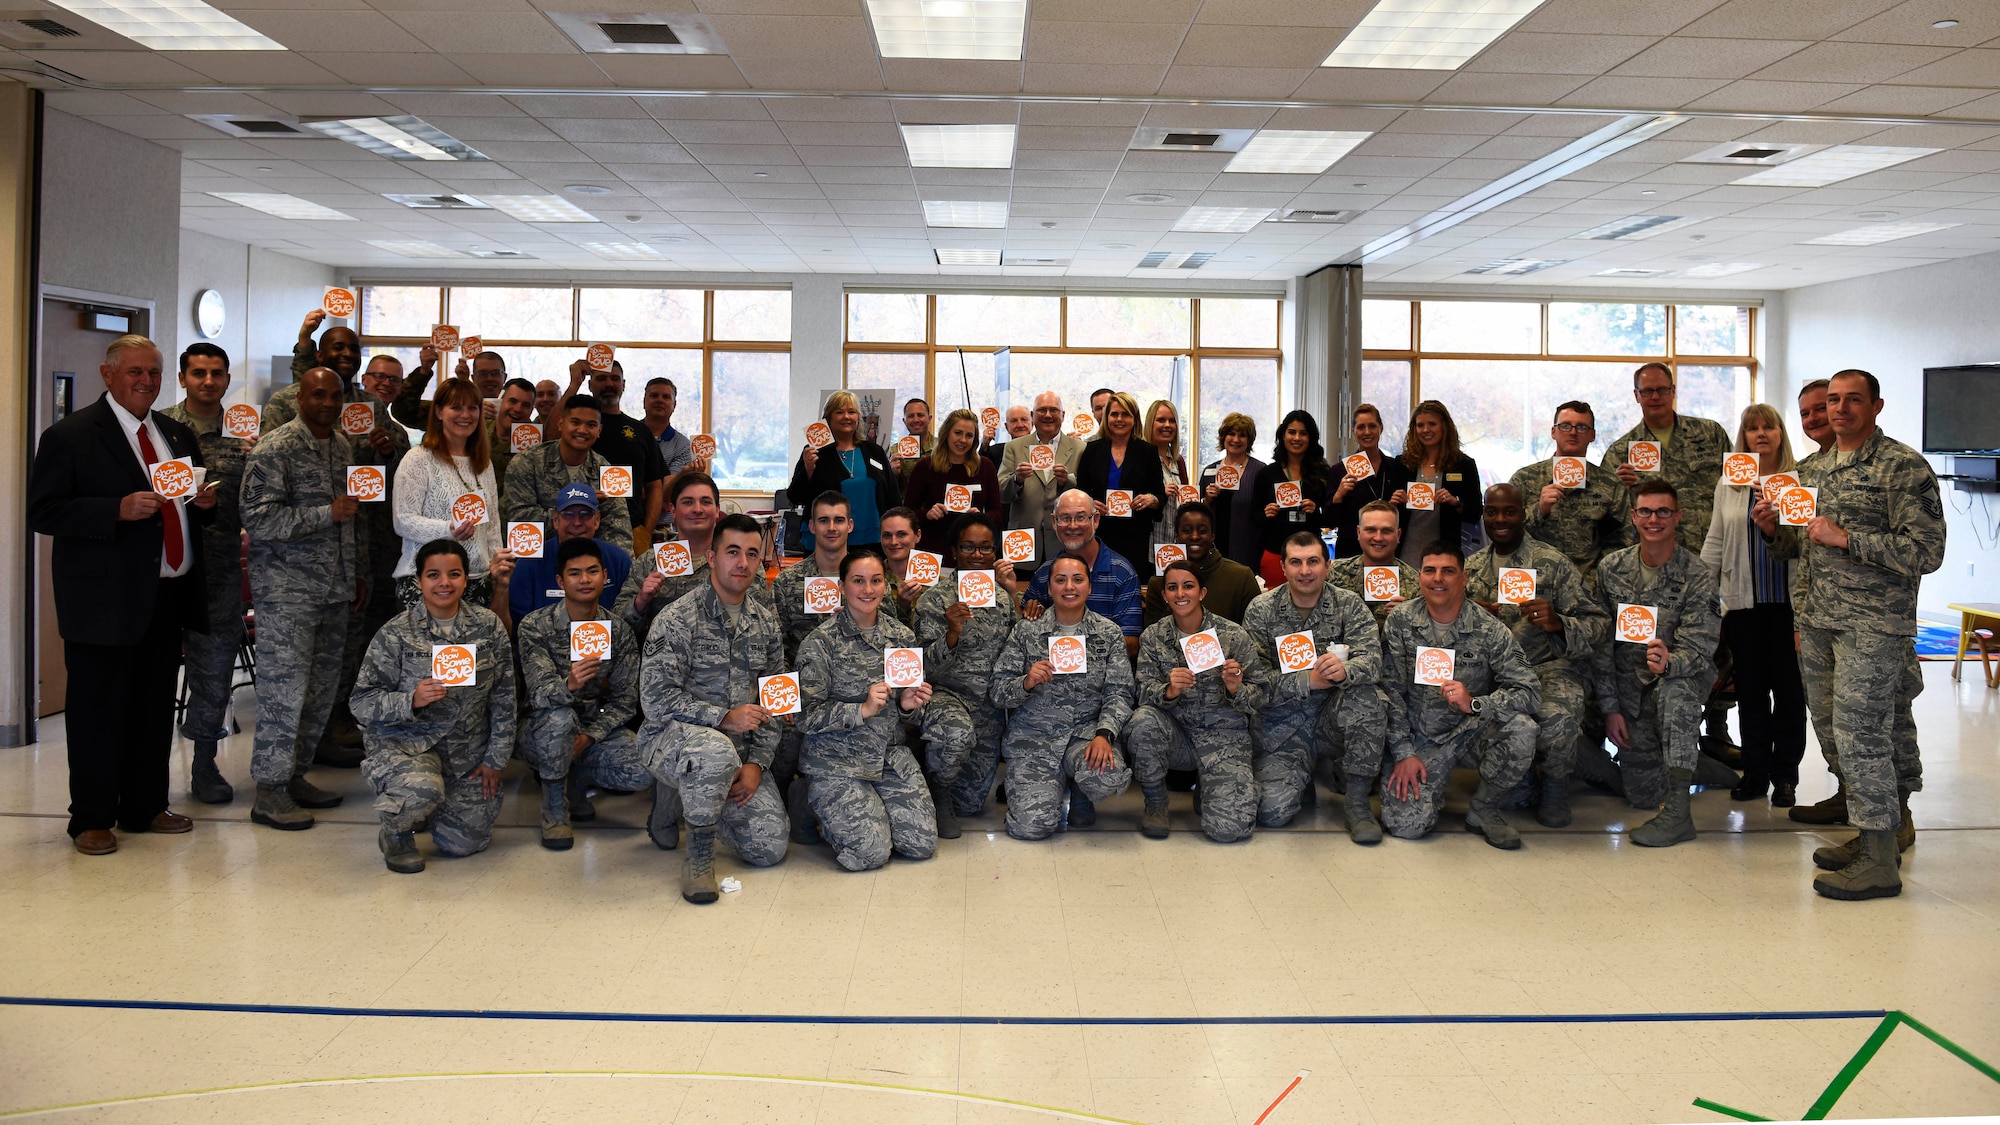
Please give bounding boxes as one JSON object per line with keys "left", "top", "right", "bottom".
{"left": 358, "top": 285, "right": 792, "bottom": 493}
{"left": 843, "top": 292, "right": 1283, "bottom": 468}
{"left": 1360, "top": 299, "right": 1756, "bottom": 490}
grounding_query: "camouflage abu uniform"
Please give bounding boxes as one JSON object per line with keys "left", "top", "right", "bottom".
{"left": 613, "top": 545, "right": 771, "bottom": 642}
{"left": 515, "top": 601, "right": 652, "bottom": 795}
{"left": 350, "top": 603, "right": 517, "bottom": 856}
{"left": 795, "top": 606, "right": 938, "bottom": 871}
{"left": 239, "top": 417, "right": 366, "bottom": 788}
{"left": 1127, "top": 612, "right": 1273, "bottom": 843}
{"left": 988, "top": 609, "right": 1135, "bottom": 840}
{"left": 1772, "top": 429, "right": 1945, "bottom": 833}
{"left": 1510, "top": 456, "right": 1631, "bottom": 583}
{"left": 1600, "top": 414, "right": 1730, "bottom": 552}
{"left": 1590, "top": 544, "right": 1722, "bottom": 809}
{"left": 1380, "top": 600, "right": 1541, "bottom": 839}
{"left": 769, "top": 553, "right": 841, "bottom": 787}
{"left": 637, "top": 582, "right": 791, "bottom": 867}
{"left": 1330, "top": 555, "right": 1421, "bottom": 632}
{"left": 1242, "top": 583, "right": 1384, "bottom": 827}
{"left": 161, "top": 403, "right": 250, "bottom": 743}
{"left": 1466, "top": 539, "right": 1608, "bottom": 784}
{"left": 501, "top": 441, "right": 634, "bottom": 553}
{"left": 914, "top": 568, "right": 1018, "bottom": 817}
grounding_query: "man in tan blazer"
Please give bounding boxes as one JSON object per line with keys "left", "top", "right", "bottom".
{"left": 998, "top": 391, "right": 1085, "bottom": 561}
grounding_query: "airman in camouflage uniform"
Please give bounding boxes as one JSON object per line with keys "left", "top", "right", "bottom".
{"left": 1127, "top": 611, "right": 1272, "bottom": 843}
{"left": 773, "top": 555, "right": 840, "bottom": 664}
{"left": 1511, "top": 456, "right": 1630, "bottom": 583}
{"left": 1766, "top": 397, "right": 1945, "bottom": 900}
{"left": 1600, "top": 413, "right": 1729, "bottom": 552}
{"left": 239, "top": 410, "right": 367, "bottom": 830}
{"left": 1380, "top": 591, "right": 1541, "bottom": 848}
{"left": 988, "top": 608, "right": 1134, "bottom": 841}
{"left": 502, "top": 440, "right": 634, "bottom": 553}
{"left": 1330, "top": 555, "right": 1420, "bottom": 632}
{"left": 350, "top": 599, "right": 517, "bottom": 870}
{"left": 1242, "top": 576, "right": 1383, "bottom": 830}
{"left": 613, "top": 547, "right": 770, "bottom": 641}
{"left": 516, "top": 600, "right": 651, "bottom": 848}
{"left": 795, "top": 605, "right": 938, "bottom": 871}
{"left": 914, "top": 568, "right": 1018, "bottom": 833}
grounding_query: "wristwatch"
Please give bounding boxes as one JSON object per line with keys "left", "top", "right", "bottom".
{"left": 1469, "top": 697, "right": 1484, "bottom": 715}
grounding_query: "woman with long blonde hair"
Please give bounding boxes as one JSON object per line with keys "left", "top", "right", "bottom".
{"left": 1075, "top": 390, "right": 1168, "bottom": 575}
{"left": 1145, "top": 399, "right": 1189, "bottom": 562}
{"left": 904, "top": 407, "right": 1001, "bottom": 551}
{"left": 1389, "top": 399, "right": 1484, "bottom": 564}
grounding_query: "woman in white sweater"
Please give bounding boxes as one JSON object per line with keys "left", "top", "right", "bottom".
{"left": 393, "top": 377, "right": 510, "bottom": 611}
{"left": 1700, "top": 403, "right": 1806, "bottom": 807}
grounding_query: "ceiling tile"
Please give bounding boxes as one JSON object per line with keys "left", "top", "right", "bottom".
{"left": 1611, "top": 36, "right": 1813, "bottom": 79}
{"left": 1747, "top": 40, "right": 1957, "bottom": 82}
{"left": 1519, "top": 0, "right": 1729, "bottom": 38}
{"left": 1682, "top": 79, "right": 1867, "bottom": 111}
{"left": 1022, "top": 63, "right": 1169, "bottom": 95}
{"left": 1025, "top": 20, "right": 1185, "bottom": 64}
{"left": 877, "top": 60, "right": 1023, "bottom": 94}
{"left": 1676, "top": 0, "right": 1907, "bottom": 41}
{"left": 1171, "top": 22, "right": 1341, "bottom": 69}
{"left": 381, "top": 11, "right": 575, "bottom": 52}
{"left": 1557, "top": 74, "right": 1732, "bottom": 106}
{"left": 590, "top": 55, "right": 751, "bottom": 87}
{"left": 1156, "top": 66, "right": 1316, "bottom": 98}
{"left": 1423, "top": 71, "right": 1591, "bottom": 103}
{"left": 312, "top": 53, "right": 478, "bottom": 84}
{"left": 230, "top": 10, "right": 429, "bottom": 51}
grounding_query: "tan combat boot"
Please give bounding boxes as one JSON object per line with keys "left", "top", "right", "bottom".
{"left": 682, "top": 824, "right": 720, "bottom": 904}
{"left": 1813, "top": 829, "right": 1901, "bottom": 900}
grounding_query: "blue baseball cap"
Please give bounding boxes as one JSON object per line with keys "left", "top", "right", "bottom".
{"left": 556, "top": 482, "right": 598, "bottom": 512}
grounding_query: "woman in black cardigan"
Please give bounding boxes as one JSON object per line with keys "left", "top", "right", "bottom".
{"left": 1326, "top": 402, "right": 1412, "bottom": 558}
{"left": 1074, "top": 391, "right": 1167, "bottom": 575}
{"left": 785, "top": 389, "right": 900, "bottom": 552}
{"left": 1250, "top": 409, "right": 1335, "bottom": 586}
{"left": 1388, "top": 399, "right": 1483, "bottom": 564}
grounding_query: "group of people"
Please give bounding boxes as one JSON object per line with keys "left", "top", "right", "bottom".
{"left": 28, "top": 313, "right": 1944, "bottom": 904}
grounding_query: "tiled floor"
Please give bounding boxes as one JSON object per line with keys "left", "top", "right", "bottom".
{"left": 2, "top": 664, "right": 1997, "bottom": 1123}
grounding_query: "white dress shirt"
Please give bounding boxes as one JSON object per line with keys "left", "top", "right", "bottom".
{"left": 106, "top": 395, "right": 193, "bottom": 578}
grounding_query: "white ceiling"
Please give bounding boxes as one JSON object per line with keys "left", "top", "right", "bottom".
{"left": 9, "top": 0, "right": 2000, "bottom": 287}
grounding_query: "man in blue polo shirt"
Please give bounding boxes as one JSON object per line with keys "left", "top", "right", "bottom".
{"left": 506, "top": 482, "right": 632, "bottom": 628}
{"left": 1023, "top": 489, "right": 1144, "bottom": 659}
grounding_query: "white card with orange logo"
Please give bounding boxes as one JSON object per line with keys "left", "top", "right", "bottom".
{"left": 1405, "top": 481, "right": 1436, "bottom": 511}
{"left": 1628, "top": 440, "right": 1661, "bottom": 472}
{"left": 908, "top": 550, "right": 941, "bottom": 585}
{"left": 654, "top": 539, "right": 693, "bottom": 577}
{"left": 1028, "top": 442, "right": 1056, "bottom": 471}
{"left": 1179, "top": 629, "right": 1226, "bottom": 674}
{"left": 459, "top": 335, "right": 483, "bottom": 358}
{"left": 585, "top": 342, "right": 615, "bottom": 372}
{"left": 1362, "top": 565, "right": 1401, "bottom": 602}
{"left": 1275, "top": 480, "right": 1303, "bottom": 509}
{"left": 1106, "top": 490, "right": 1133, "bottom": 518}
{"left": 758, "top": 673, "right": 801, "bottom": 716}
{"left": 803, "top": 575, "right": 841, "bottom": 614}
{"left": 805, "top": 421, "right": 834, "bottom": 450}
{"left": 430, "top": 324, "right": 460, "bottom": 352}
{"left": 1216, "top": 464, "right": 1242, "bottom": 490}
{"left": 150, "top": 458, "right": 195, "bottom": 499}
{"left": 346, "top": 465, "right": 385, "bottom": 501}
{"left": 599, "top": 465, "right": 633, "bottom": 498}
{"left": 957, "top": 569, "right": 996, "bottom": 608}
{"left": 1048, "top": 633, "right": 1088, "bottom": 675}
{"left": 432, "top": 643, "right": 477, "bottom": 687}
{"left": 944, "top": 484, "right": 974, "bottom": 513}
{"left": 884, "top": 646, "right": 925, "bottom": 688}
{"left": 1615, "top": 603, "right": 1658, "bottom": 644}
{"left": 321, "top": 286, "right": 355, "bottom": 319}
{"left": 569, "top": 619, "right": 613, "bottom": 663}
{"left": 1002, "top": 528, "right": 1036, "bottom": 563}
{"left": 450, "top": 492, "right": 488, "bottom": 526}
{"left": 1776, "top": 485, "right": 1817, "bottom": 526}
{"left": 1275, "top": 630, "right": 1318, "bottom": 675}
{"left": 980, "top": 406, "right": 1002, "bottom": 429}
{"left": 1553, "top": 456, "right": 1586, "bottom": 489}
{"left": 1070, "top": 412, "right": 1095, "bottom": 440}
{"left": 691, "top": 434, "right": 717, "bottom": 461}
{"left": 1413, "top": 646, "right": 1455, "bottom": 687}
{"left": 1497, "top": 567, "right": 1537, "bottom": 605}
{"left": 1176, "top": 484, "right": 1200, "bottom": 506}
{"left": 1154, "top": 543, "right": 1186, "bottom": 570}
{"left": 1724, "top": 452, "right": 1759, "bottom": 487}
{"left": 340, "top": 401, "right": 376, "bottom": 436}
{"left": 1760, "top": 471, "right": 1800, "bottom": 494}
{"left": 895, "top": 434, "right": 921, "bottom": 459}
{"left": 1343, "top": 452, "right": 1374, "bottom": 480}
{"left": 510, "top": 423, "right": 543, "bottom": 453}
{"left": 223, "top": 403, "right": 261, "bottom": 440}
{"left": 507, "top": 521, "right": 544, "bottom": 558}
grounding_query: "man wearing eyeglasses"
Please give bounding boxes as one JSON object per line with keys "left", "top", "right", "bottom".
{"left": 998, "top": 392, "right": 1083, "bottom": 560}
{"left": 1510, "top": 400, "right": 1629, "bottom": 585}
{"left": 1022, "top": 490, "right": 1143, "bottom": 660}
{"left": 1601, "top": 364, "right": 1729, "bottom": 552}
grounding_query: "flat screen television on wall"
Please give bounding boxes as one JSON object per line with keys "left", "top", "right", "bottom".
{"left": 1922, "top": 364, "right": 2000, "bottom": 455}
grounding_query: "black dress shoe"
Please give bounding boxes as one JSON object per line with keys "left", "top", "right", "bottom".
{"left": 1771, "top": 782, "right": 1797, "bottom": 808}
{"left": 1729, "top": 777, "right": 1769, "bottom": 802}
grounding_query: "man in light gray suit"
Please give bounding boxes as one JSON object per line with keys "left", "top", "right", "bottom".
{"left": 997, "top": 391, "right": 1085, "bottom": 562}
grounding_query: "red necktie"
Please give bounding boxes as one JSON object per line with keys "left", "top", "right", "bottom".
{"left": 135, "top": 423, "right": 184, "bottom": 571}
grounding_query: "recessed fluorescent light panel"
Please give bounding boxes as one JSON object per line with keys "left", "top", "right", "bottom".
{"left": 1805, "top": 221, "right": 1960, "bottom": 246}
{"left": 1323, "top": 0, "right": 1548, "bottom": 70}
{"left": 923, "top": 200, "right": 1008, "bottom": 228}
{"left": 208, "top": 192, "right": 355, "bottom": 220}
{"left": 1138, "top": 251, "right": 1214, "bottom": 270}
{"left": 366, "top": 240, "right": 466, "bottom": 259}
{"left": 1681, "top": 262, "right": 1767, "bottom": 278}
{"left": 1732, "top": 146, "right": 1940, "bottom": 187}
{"left": 1172, "top": 206, "right": 1274, "bottom": 233}
{"left": 1225, "top": 130, "right": 1372, "bottom": 174}
{"left": 383, "top": 193, "right": 491, "bottom": 210}
{"left": 866, "top": 0, "right": 1025, "bottom": 60}
{"left": 935, "top": 248, "right": 1002, "bottom": 265}
{"left": 901, "top": 123, "right": 1016, "bottom": 169}
{"left": 47, "top": 0, "right": 283, "bottom": 49}
{"left": 306, "top": 116, "right": 487, "bottom": 162}
{"left": 1576, "top": 215, "right": 1695, "bottom": 240}
{"left": 466, "top": 247, "right": 535, "bottom": 259}
{"left": 581, "top": 241, "right": 664, "bottom": 259}
{"left": 480, "top": 195, "right": 600, "bottom": 222}
{"left": 1464, "top": 257, "right": 1564, "bottom": 275}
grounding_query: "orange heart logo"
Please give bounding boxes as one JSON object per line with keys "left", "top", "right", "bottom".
{"left": 450, "top": 492, "right": 486, "bottom": 526}
{"left": 321, "top": 287, "right": 355, "bottom": 318}
{"left": 655, "top": 540, "right": 693, "bottom": 577}
{"left": 805, "top": 421, "right": 834, "bottom": 449}
{"left": 896, "top": 435, "right": 921, "bottom": 459}
{"left": 510, "top": 423, "right": 543, "bottom": 453}
{"left": 1106, "top": 490, "right": 1132, "bottom": 517}
{"left": 759, "top": 673, "right": 800, "bottom": 715}
{"left": 430, "top": 324, "right": 460, "bottom": 351}
{"left": 431, "top": 643, "right": 477, "bottom": 686}
{"left": 884, "top": 646, "right": 924, "bottom": 687}
{"left": 340, "top": 402, "right": 376, "bottom": 436}
{"left": 957, "top": 569, "right": 996, "bottom": 607}
{"left": 1414, "top": 646, "right": 1455, "bottom": 686}
{"left": 1154, "top": 543, "right": 1186, "bottom": 570}
{"left": 1177, "top": 484, "right": 1200, "bottom": 505}
{"left": 909, "top": 551, "right": 940, "bottom": 584}
{"left": 1216, "top": 464, "right": 1242, "bottom": 490}
{"left": 223, "top": 403, "right": 261, "bottom": 440}
{"left": 585, "top": 342, "right": 615, "bottom": 371}
{"left": 1498, "top": 567, "right": 1536, "bottom": 605}
{"left": 804, "top": 575, "right": 842, "bottom": 614}
{"left": 691, "top": 434, "right": 717, "bottom": 460}
{"left": 1363, "top": 565, "right": 1400, "bottom": 602}
{"left": 569, "top": 619, "right": 612, "bottom": 662}
{"left": 507, "top": 521, "right": 543, "bottom": 558}
{"left": 1029, "top": 444, "right": 1055, "bottom": 470}
{"left": 1724, "top": 453, "right": 1759, "bottom": 486}
{"left": 1070, "top": 412, "right": 1095, "bottom": 439}
{"left": 1628, "top": 441, "right": 1661, "bottom": 472}
{"left": 1180, "top": 630, "right": 1224, "bottom": 673}
{"left": 1617, "top": 603, "right": 1657, "bottom": 643}
{"left": 945, "top": 484, "right": 974, "bottom": 513}
{"left": 346, "top": 466, "right": 385, "bottom": 501}
{"left": 599, "top": 466, "right": 633, "bottom": 497}
{"left": 1276, "top": 631, "right": 1317, "bottom": 673}
{"left": 1049, "top": 634, "right": 1088, "bottom": 674}
{"left": 1761, "top": 472, "right": 1799, "bottom": 493}
{"left": 150, "top": 459, "right": 194, "bottom": 498}
{"left": 1002, "top": 529, "right": 1036, "bottom": 563}
{"left": 1406, "top": 482, "right": 1435, "bottom": 510}
{"left": 459, "top": 335, "right": 482, "bottom": 358}
{"left": 1553, "top": 456, "right": 1586, "bottom": 488}
{"left": 1275, "top": 481, "right": 1302, "bottom": 508}
{"left": 980, "top": 406, "right": 1002, "bottom": 428}
{"left": 1779, "top": 486, "right": 1817, "bottom": 525}
{"left": 1344, "top": 452, "right": 1373, "bottom": 479}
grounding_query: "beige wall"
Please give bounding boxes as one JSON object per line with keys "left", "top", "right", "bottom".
{"left": 178, "top": 228, "right": 335, "bottom": 407}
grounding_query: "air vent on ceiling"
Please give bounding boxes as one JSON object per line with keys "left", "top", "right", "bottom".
{"left": 383, "top": 193, "right": 492, "bottom": 210}
{"left": 1575, "top": 214, "right": 1692, "bottom": 240}
{"left": 188, "top": 114, "right": 310, "bottom": 138}
{"left": 1269, "top": 208, "right": 1359, "bottom": 224}
{"left": 600, "top": 21, "right": 678, "bottom": 44}
{"left": 1726, "top": 147, "right": 1783, "bottom": 160}
{"left": 1003, "top": 254, "right": 1068, "bottom": 266}
{"left": 468, "top": 248, "right": 535, "bottom": 259}
{"left": 1161, "top": 133, "right": 1217, "bottom": 147}
{"left": 1138, "top": 251, "right": 1213, "bottom": 270}
{"left": 1464, "top": 258, "right": 1565, "bottom": 276}
{"left": 545, "top": 11, "right": 725, "bottom": 53}
{"left": 1597, "top": 267, "right": 1670, "bottom": 278}
{"left": 1129, "top": 127, "right": 1254, "bottom": 154}
{"left": 17, "top": 18, "right": 79, "bottom": 36}
{"left": 1682, "top": 141, "right": 1821, "bottom": 167}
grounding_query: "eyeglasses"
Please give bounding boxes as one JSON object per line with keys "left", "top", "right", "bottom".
{"left": 1633, "top": 506, "right": 1679, "bottom": 520}
{"left": 1553, "top": 422, "right": 1594, "bottom": 435}
{"left": 1635, "top": 386, "right": 1675, "bottom": 398}
{"left": 1054, "top": 515, "right": 1094, "bottom": 527}
{"left": 957, "top": 542, "right": 998, "bottom": 556}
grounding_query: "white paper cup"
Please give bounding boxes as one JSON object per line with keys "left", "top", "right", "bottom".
{"left": 1330, "top": 643, "right": 1350, "bottom": 662}
{"left": 189, "top": 467, "right": 207, "bottom": 492}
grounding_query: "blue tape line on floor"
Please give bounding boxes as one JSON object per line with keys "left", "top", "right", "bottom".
{"left": 0, "top": 996, "right": 1888, "bottom": 1026}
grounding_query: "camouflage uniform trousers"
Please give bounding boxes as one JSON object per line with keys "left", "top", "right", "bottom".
{"left": 643, "top": 722, "right": 788, "bottom": 867}
{"left": 1126, "top": 706, "right": 1256, "bottom": 843}
{"left": 180, "top": 554, "right": 246, "bottom": 741}
{"left": 917, "top": 688, "right": 1006, "bottom": 816}
{"left": 1607, "top": 675, "right": 1705, "bottom": 810}
{"left": 1532, "top": 664, "right": 1590, "bottom": 780}
{"left": 1798, "top": 626, "right": 1908, "bottom": 831}
{"left": 1380, "top": 713, "right": 1536, "bottom": 840}
{"left": 806, "top": 745, "right": 937, "bottom": 872}
{"left": 1253, "top": 684, "right": 1384, "bottom": 828}
{"left": 249, "top": 599, "right": 349, "bottom": 787}
{"left": 363, "top": 746, "right": 501, "bottom": 857}
{"left": 1812, "top": 642, "right": 1924, "bottom": 795}
{"left": 516, "top": 706, "right": 653, "bottom": 791}
{"left": 1000, "top": 729, "right": 1132, "bottom": 841}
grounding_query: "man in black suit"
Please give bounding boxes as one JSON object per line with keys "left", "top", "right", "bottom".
{"left": 29, "top": 335, "right": 217, "bottom": 855}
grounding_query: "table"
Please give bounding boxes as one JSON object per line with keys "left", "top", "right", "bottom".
{"left": 1946, "top": 602, "right": 2000, "bottom": 687}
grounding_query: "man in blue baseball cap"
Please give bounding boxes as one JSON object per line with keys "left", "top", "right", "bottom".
{"left": 505, "top": 481, "right": 633, "bottom": 627}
